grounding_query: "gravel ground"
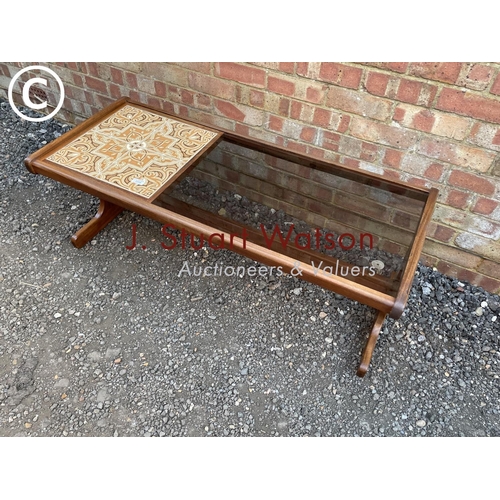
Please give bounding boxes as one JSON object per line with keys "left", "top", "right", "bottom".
{"left": 0, "top": 98, "right": 499, "bottom": 438}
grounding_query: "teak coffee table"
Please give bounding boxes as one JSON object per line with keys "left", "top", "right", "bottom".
{"left": 25, "top": 97, "right": 438, "bottom": 377}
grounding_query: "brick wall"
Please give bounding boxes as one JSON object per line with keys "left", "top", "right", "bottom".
{"left": 1, "top": 62, "right": 499, "bottom": 293}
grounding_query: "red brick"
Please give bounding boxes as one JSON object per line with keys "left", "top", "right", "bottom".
{"left": 312, "top": 107, "right": 331, "bottom": 127}
{"left": 437, "top": 88, "right": 500, "bottom": 124}
{"left": 338, "top": 115, "right": 350, "bottom": 133}
{"left": 436, "top": 260, "right": 479, "bottom": 283}
{"left": 109, "top": 83, "right": 123, "bottom": 99}
{"left": 409, "top": 62, "right": 462, "bottom": 84}
{"left": 296, "top": 63, "right": 308, "bottom": 76}
{"left": 432, "top": 225, "right": 456, "bottom": 243}
{"left": 84, "top": 90, "right": 95, "bottom": 105}
{"left": 216, "top": 63, "right": 266, "bottom": 87}
{"left": 84, "top": 62, "right": 97, "bottom": 76}
{"left": 176, "top": 104, "right": 188, "bottom": 117}
{"left": 393, "top": 107, "right": 406, "bottom": 122}
{"left": 188, "top": 73, "right": 235, "bottom": 99}
{"left": 360, "top": 142, "right": 378, "bottom": 162}
{"left": 319, "top": 63, "right": 362, "bottom": 89}
{"left": 110, "top": 67, "right": 123, "bottom": 85}
{"left": 472, "top": 198, "right": 498, "bottom": 215}
{"left": 286, "top": 140, "right": 308, "bottom": 154}
{"left": 477, "top": 276, "right": 500, "bottom": 294}
{"left": 327, "top": 87, "right": 392, "bottom": 121}
{"left": 321, "top": 131, "right": 340, "bottom": 151}
{"left": 300, "top": 126, "right": 316, "bottom": 142}
{"left": 446, "top": 189, "right": 471, "bottom": 209}
{"left": 268, "top": 76, "right": 295, "bottom": 96}
{"left": 413, "top": 109, "right": 435, "bottom": 132}
{"left": 147, "top": 96, "right": 161, "bottom": 109}
{"left": 181, "top": 89, "right": 194, "bottom": 105}
{"left": 234, "top": 86, "right": 242, "bottom": 103}
{"left": 490, "top": 73, "right": 500, "bottom": 96}
{"left": 154, "top": 81, "right": 167, "bottom": 98}
{"left": 477, "top": 259, "right": 500, "bottom": 279}
{"left": 125, "top": 72, "right": 137, "bottom": 89}
{"left": 365, "top": 72, "right": 390, "bottom": 96}
{"left": 160, "top": 100, "right": 175, "bottom": 115}
{"left": 196, "top": 94, "right": 211, "bottom": 108}
{"left": 425, "top": 163, "right": 444, "bottom": 181}
{"left": 387, "top": 62, "right": 409, "bottom": 73}
{"left": 494, "top": 130, "right": 500, "bottom": 146}
{"left": 306, "top": 145, "right": 325, "bottom": 160}
{"left": 341, "top": 157, "right": 360, "bottom": 169}
{"left": 448, "top": 170, "right": 495, "bottom": 196}
{"left": 214, "top": 100, "right": 263, "bottom": 125}
{"left": 268, "top": 115, "right": 283, "bottom": 132}
{"left": 305, "top": 86, "right": 324, "bottom": 104}
{"left": 438, "top": 263, "right": 474, "bottom": 285}
{"left": 278, "top": 98, "right": 290, "bottom": 116}
{"left": 215, "top": 100, "right": 245, "bottom": 121}
{"left": 278, "top": 62, "right": 295, "bottom": 73}
{"left": 382, "top": 149, "right": 403, "bottom": 168}
{"left": 459, "top": 64, "right": 494, "bottom": 91}
{"left": 397, "top": 79, "right": 422, "bottom": 104}
{"left": 72, "top": 73, "right": 83, "bottom": 87}
{"left": 250, "top": 90, "right": 264, "bottom": 107}
{"left": 289, "top": 101, "right": 302, "bottom": 120}
{"left": 85, "top": 76, "right": 107, "bottom": 94}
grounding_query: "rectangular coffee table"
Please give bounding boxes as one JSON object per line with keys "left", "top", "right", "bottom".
{"left": 25, "top": 97, "right": 223, "bottom": 247}
{"left": 25, "top": 96, "right": 438, "bottom": 377}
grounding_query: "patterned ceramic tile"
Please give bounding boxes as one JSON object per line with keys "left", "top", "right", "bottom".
{"left": 47, "top": 104, "right": 219, "bottom": 198}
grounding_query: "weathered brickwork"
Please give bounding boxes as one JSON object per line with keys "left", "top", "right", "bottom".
{"left": 1, "top": 62, "right": 499, "bottom": 293}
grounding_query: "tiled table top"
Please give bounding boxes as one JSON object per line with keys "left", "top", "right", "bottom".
{"left": 46, "top": 103, "right": 220, "bottom": 199}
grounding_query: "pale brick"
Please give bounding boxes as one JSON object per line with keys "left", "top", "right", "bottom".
{"left": 431, "top": 113, "right": 472, "bottom": 141}
{"left": 110, "top": 62, "right": 143, "bottom": 73}
{"left": 417, "top": 138, "right": 495, "bottom": 172}
{"left": 455, "top": 233, "right": 500, "bottom": 260}
{"left": 467, "top": 122, "right": 500, "bottom": 152}
{"left": 327, "top": 87, "right": 392, "bottom": 121}
{"left": 350, "top": 116, "right": 418, "bottom": 149}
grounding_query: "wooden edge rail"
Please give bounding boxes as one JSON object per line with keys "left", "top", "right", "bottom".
{"left": 391, "top": 187, "right": 439, "bottom": 319}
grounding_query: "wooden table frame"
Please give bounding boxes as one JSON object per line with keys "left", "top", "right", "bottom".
{"left": 25, "top": 97, "right": 438, "bottom": 377}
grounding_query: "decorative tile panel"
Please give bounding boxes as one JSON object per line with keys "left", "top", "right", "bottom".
{"left": 47, "top": 104, "right": 219, "bottom": 198}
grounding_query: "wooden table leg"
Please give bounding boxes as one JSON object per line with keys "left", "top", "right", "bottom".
{"left": 71, "top": 199, "right": 124, "bottom": 249}
{"left": 357, "top": 310, "right": 387, "bottom": 377}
